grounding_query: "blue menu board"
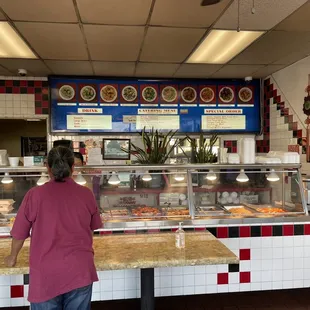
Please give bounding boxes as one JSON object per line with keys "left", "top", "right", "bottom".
{"left": 49, "top": 77, "right": 261, "bottom": 133}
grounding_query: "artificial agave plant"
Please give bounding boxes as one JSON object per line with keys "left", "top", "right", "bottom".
{"left": 186, "top": 133, "right": 218, "bottom": 163}
{"left": 126, "top": 127, "right": 182, "bottom": 164}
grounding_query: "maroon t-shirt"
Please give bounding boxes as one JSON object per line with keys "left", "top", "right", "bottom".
{"left": 11, "top": 178, "right": 102, "bottom": 303}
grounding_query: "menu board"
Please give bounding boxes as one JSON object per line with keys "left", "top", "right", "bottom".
{"left": 50, "top": 77, "right": 261, "bottom": 133}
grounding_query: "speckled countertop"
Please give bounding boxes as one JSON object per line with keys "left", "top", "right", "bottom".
{"left": 0, "top": 232, "right": 238, "bottom": 275}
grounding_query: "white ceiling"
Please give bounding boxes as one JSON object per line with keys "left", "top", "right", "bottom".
{"left": 0, "top": 0, "right": 309, "bottom": 78}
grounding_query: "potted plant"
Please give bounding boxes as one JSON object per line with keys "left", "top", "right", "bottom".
{"left": 186, "top": 133, "right": 218, "bottom": 185}
{"left": 186, "top": 133, "right": 218, "bottom": 164}
{"left": 125, "top": 127, "right": 184, "bottom": 188}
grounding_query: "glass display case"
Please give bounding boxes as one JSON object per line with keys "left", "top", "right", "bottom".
{"left": 0, "top": 164, "right": 307, "bottom": 232}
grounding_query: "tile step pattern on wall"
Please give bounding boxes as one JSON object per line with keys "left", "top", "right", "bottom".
{"left": 0, "top": 79, "right": 49, "bottom": 116}
{"left": 258, "top": 78, "right": 304, "bottom": 153}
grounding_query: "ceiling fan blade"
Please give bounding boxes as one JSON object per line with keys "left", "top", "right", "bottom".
{"left": 201, "top": 0, "right": 223, "bottom": 6}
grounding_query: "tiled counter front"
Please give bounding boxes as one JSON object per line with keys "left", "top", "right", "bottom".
{"left": 1, "top": 223, "right": 310, "bottom": 307}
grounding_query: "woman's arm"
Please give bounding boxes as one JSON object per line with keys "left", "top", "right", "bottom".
{"left": 5, "top": 238, "right": 25, "bottom": 267}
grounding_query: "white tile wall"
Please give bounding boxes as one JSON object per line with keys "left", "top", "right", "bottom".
{"left": 0, "top": 94, "right": 36, "bottom": 118}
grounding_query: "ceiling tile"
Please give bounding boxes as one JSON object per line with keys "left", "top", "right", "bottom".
{"left": 0, "top": 0, "right": 77, "bottom": 22}
{"left": 273, "top": 45, "right": 310, "bottom": 65}
{"left": 174, "top": 64, "right": 222, "bottom": 78}
{"left": 252, "top": 65, "right": 287, "bottom": 78}
{"left": 140, "top": 27, "right": 205, "bottom": 63}
{"left": 230, "top": 31, "right": 310, "bottom": 65}
{"left": 93, "top": 61, "right": 135, "bottom": 76}
{"left": 0, "top": 59, "right": 50, "bottom": 76}
{"left": 77, "top": 0, "right": 152, "bottom": 25}
{"left": 45, "top": 60, "right": 93, "bottom": 75}
{"left": 215, "top": 0, "right": 307, "bottom": 30}
{"left": 84, "top": 25, "right": 144, "bottom": 61}
{"left": 135, "top": 63, "right": 179, "bottom": 77}
{"left": 150, "top": 0, "right": 231, "bottom": 28}
{"left": 275, "top": 1, "right": 310, "bottom": 31}
{"left": 15, "top": 23, "right": 88, "bottom": 60}
{"left": 210, "top": 65, "right": 264, "bottom": 78}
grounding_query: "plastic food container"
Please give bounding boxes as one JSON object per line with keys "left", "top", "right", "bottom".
{"left": 8, "top": 157, "right": 20, "bottom": 167}
{"left": 228, "top": 153, "right": 240, "bottom": 164}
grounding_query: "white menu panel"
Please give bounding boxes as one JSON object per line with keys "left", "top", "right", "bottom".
{"left": 67, "top": 115, "right": 112, "bottom": 130}
{"left": 201, "top": 115, "right": 246, "bottom": 130}
{"left": 136, "top": 115, "right": 180, "bottom": 130}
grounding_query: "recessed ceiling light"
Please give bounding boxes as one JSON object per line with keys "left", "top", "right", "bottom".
{"left": 0, "top": 22, "right": 37, "bottom": 59}
{"left": 187, "top": 29, "right": 264, "bottom": 64}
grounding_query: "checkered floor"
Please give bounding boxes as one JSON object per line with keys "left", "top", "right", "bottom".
{"left": 7, "top": 288, "right": 310, "bottom": 309}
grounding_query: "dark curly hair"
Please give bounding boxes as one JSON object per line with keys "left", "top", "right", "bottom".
{"left": 47, "top": 147, "right": 74, "bottom": 182}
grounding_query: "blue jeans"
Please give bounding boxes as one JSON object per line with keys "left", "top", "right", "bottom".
{"left": 31, "top": 284, "right": 92, "bottom": 310}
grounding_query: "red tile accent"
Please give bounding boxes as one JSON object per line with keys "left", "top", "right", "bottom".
{"left": 5, "top": 80, "right": 13, "bottom": 87}
{"left": 232, "top": 147, "right": 237, "bottom": 153}
{"left": 194, "top": 227, "right": 206, "bottom": 231}
{"left": 20, "top": 80, "right": 27, "bottom": 87}
{"left": 12, "top": 87, "right": 20, "bottom": 94}
{"left": 35, "top": 107, "right": 42, "bottom": 114}
{"left": 261, "top": 225, "right": 272, "bottom": 237}
{"left": 171, "top": 228, "right": 178, "bottom": 232}
{"left": 11, "top": 285, "right": 24, "bottom": 298}
{"left": 239, "top": 226, "right": 250, "bottom": 238}
{"left": 305, "top": 224, "right": 310, "bottom": 235}
{"left": 34, "top": 81, "right": 43, "bottom": 87}
{"left": 125, "top": 229, "right": 136, "bottom": 234}
{"left": 217, "top": 227, "right": 228, "bottom": 238}
{"left": 283, "top": 225, "right": 294, "bottom": 236}
{"left": 42, "top": 101, "right": 49, "bottom": 108}
{"left": 0, "top": 86, "right": 5, "bottom": 93}
{"left": 240, "top": 249, "right": 251, "bottom": 261}
{"left": 288, "top": 145, "right": 299, "bottom": 153}
{"left": 42, "top": 87, "right": 49, "bottom": 94}
{"left": 217, "top": 273, "right": 229, "bottom": 285}
{"left": 297, "top": 129, "right": 302, "bottom": 138}
{"left": 27, "top": 87, "right": 35, "bottom": 94}
{"left": 240, "top": 272, "right": 251, "bottom": 284}
{"left": 100, "top": 231, "right": 112, "bottom": 235}
{"left": 35, "top": 93, "right": 42, "bottom": 101}
{"left": 148, "top": 229, "right": 160, "bottom": 233}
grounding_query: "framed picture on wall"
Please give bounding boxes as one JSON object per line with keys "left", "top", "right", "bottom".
{"left": 102, "top": 139, "right": 131, "bottom": 160}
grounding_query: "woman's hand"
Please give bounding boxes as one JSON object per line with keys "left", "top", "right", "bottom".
{"left": 4, "top": 255, "right": 17, "bottom": 267}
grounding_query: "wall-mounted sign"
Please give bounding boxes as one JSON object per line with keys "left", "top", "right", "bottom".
{"left": 50, "top": 77, "right": 261, "bottom": 133}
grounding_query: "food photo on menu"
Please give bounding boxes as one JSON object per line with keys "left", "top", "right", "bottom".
{"left": 180, "top": 86, "right": 197, "bottom": 104}
{"left": 160, "top": 85, "right": 178, "bottom": 103}
{"left": 100, "top": 84, "right": 118, "bottom": 103}
{"left": 237, "top": 86, "right": 254, "bottom": 105}
{"left": 58, "top": 84, "right": 76, "bottom": 102}
{"left": 141, "top": 85, "right": 158, "bottom": 104}
{"left": 218, "top": 86, "right": 235, "bottom": 104}
{"left": 79, "top": 84, "right": 97, "bottom": 103}
{"left": 199, "top": 86, "right": 216, "bottom": 104}
{"left": 121, "top": 85, "right": 138, "bottom": 102}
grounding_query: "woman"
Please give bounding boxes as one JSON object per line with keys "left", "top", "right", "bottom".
{"left": 74, "top": 151, "right": 84, "bottom": 167}
{"left": 5, "top": 146, "right": 102, "bottom": 309}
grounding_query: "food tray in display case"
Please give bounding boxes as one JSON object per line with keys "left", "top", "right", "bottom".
{"left": 163, "top": 207, "right": 190, "bottom": 218}
{"left": 130, "top": 206, "right": 163, "bottom": 218}
{"left": 244, "top": 204, "right": 287, "bottom": 215}
{"left": 222, "top": 205, "right": 256, "bottom": 216}
{"left": 101, "top": 207, "right": 130, "bottom": 219}
{"left": 195, "top": 205, "right": 226, "bottom": 216}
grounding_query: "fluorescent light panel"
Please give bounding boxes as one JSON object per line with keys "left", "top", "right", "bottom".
{"left": 0, "top": 22, "right": 36, "bottom": 58}
{"left": 187, "top": 29, "right": 264, "bottom": 64}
